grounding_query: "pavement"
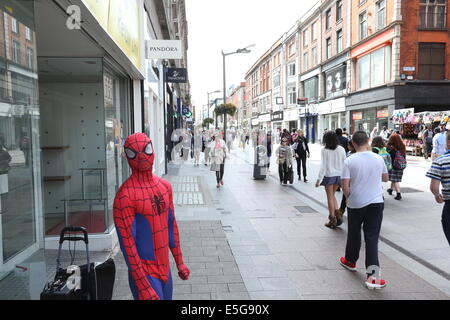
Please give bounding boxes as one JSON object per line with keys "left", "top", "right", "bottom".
{"left": 3, "top": 139, "right": 450, "bottom": 300}
{"left": 111, "top": 140, "right": 450, "bottom": 300}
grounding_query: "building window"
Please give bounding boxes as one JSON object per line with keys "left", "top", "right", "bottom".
{"left": 418, "top": 43, "right": 445, "bottom": 80}
{"left": 311, "top": 22, "right": 317, "bottom": 41}
{"left": 303, "top": 29, "right": 308, "bottom": 47}
{"left": 336, "top": 29, "right": 343, "bottom": 53}
{"left": 420, "top": 0, "right": 447, "bottom": 29}
{"left": 359, "top": 11, "right": 368, "bottom": 40}
{"left": 336, "top": 0, "right": 343, "bottom": 22}
{"left": 27, "top": 48, "right": 33, "bottom": 69}
{"left": 25, "top": 26, "right": 32, "bottom": 41}
{"left": 273, "top": 72, "right": 280, "bottom": 88}
{"left": 357, "top": 46, "right": 391, "bottom": 90}
{"left": 376, "top": 0, "right": 386, "bottom": 30}
{"left": 12, "top": 41, "right": 20, "bottom": 63}
{"left": 311, "top": 47, "right": 317, "bottom": 66}
{"left": 326, "top": 37, "right": 332, "bottom": 59}
{"left": 288, "top": 86, "right": 297, "bottom": 105}
{"left": 303, "top": 52, "right": 309, "bottom": 71}
{"left": 288, "top": 43, "right": 295, "bottom": 56}
{"left": 325, "top": 9, "right": 332, "bottom": 30}
{"left": 288, "top": 62, "right": 296, "bottom": 77}
{"left": 11, "top": 17, "right": 18, "bottom": 34}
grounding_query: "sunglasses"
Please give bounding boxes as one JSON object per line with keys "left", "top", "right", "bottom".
{"left": 282, "top": 140, "right": 288, "bottom": 143}
{"left": 124, "top": 142, "right": 153, "bottom": 159}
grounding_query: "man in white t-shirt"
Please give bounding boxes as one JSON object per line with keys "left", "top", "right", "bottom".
{"left": 339, "top": 131, "right": 389, "bottom": 290}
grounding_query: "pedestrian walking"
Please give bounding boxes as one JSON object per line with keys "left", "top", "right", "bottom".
{"left": 315, "top": 131, "right": 347, "bottom": 229}
{"left": 337, "top": 140, "right": 357, "bottom": 223}
{"left": 372, "top": 136, "right": 393, "bottom": 171}
{"left": 380, "top": 126, "right": 389, "bottom": 142}
{"left": 423, "top": 125, "right": 433, "bottom": 160}
{"left": 203, "top": 132, "right": 212, "bottom": 166}
{"left": 266, "top": 131, "right": 273, "bottom": 172}
{"left": 336, "top": 128, "right": 349, "bottom": 153}
{"left": 291, "top": 129, "right": 298, "bottom": 145}
{"left": 386, "top": 133, "right": 407, "bottom": 200}
{"left": 426, "top": 130, "right": 450, "bottom": 246}
{"left": 342, "top": 128, "right": 349, "bottom": 138}
{"left": 340, "top": 131, "right": 389, "bottom": 290}
{"left": 432, "top": 127, "right": 446, "bottom": 161}
{"left": 210, "top": 133, "right": 228, "bottom": 188}
{"left": 281, "top": 129, "right": 291, "bottom": 144}
{"left": 193, "top": 130, "right": 203, "bottom": 166}
{"left": 292, "top": 129, "right": 309, "bottom": 182}
{"left": 276, "top": 137, "right": 294, "bottom": 185}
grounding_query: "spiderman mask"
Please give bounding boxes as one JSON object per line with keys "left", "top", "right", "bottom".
{"left": 124, "top": 133, "right": 154, "bottom": 172}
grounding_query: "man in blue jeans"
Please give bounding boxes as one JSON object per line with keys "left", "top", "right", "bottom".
{"left": 426, "top": 130, "right": 450, "bottom": 246}
{"left": 340, "top": 131, "right": 389, "bottom": 290}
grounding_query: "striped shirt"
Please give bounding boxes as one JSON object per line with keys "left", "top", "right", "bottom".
{"left": 426, "top": 151, "right": 450, "bottom": 200}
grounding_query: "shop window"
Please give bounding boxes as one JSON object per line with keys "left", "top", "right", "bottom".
{"left": 357, "top": 46, "right": 391, "bottom": 90}
{"left": 419, "top": 0, "right": 447, "bottom": 29}
{"left": 418, "top": 43, "right": 445, "bottom": 80}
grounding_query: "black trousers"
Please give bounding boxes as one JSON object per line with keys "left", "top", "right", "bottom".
{"left": 443, "top": 202, "right": 450, "bottom": 246}
{"left": 345, "top": 203, "right": 384, "bottom": 270}
{"left": 340, "top": 195, "right": 347, "bottom": 212}
{"left": 216, "top": 163, "right": 225, "bottom": 183}
{"left": 296, "top": 154, "right": 307, "bottom": 178}
{"left": 278, "top": 162, "right": 288, "bottom": 183}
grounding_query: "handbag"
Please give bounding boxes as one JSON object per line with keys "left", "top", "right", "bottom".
{"left": 210, "top": 162, "right": 220, "bottom": 171}
{"left": 393, "top": 150, "right": 407, "bottom": 170}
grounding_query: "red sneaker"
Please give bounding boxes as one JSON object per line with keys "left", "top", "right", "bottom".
{"left": 339, "top": 257, "right": 356, "bottom": 272}
{"left": 365, "top": 276, "right": 386, "bottom": 290}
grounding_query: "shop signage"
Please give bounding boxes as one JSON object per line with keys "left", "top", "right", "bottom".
{"left": 326, "top": 65, "right": 346, "bottom": 94}
{"left": 271, "top": 111, "right": 283, "bottom": 122}
{"left": 251, "top": 117, "right": 259, "bottom": 126}
{"left": 377, "top": 108, "right": 389, "bottom": 118}
{"left": 276, "top": 97, "right": 283, "bottom": 105}
{"left": 145, "top": 40, "right": 183, "bottom": 59}
{"left": 318, "top": 97, "right": 345, "bottom": 115}
{"left": 166, "top": 68, "right": 188, "bottom": 83}
{"left": 285, "top": 108, "right": 300, "bottom": 121}
{"left": 352, "top": 111, "right": 363, "bottom": 121}
{"left": 403, "top": 67, "right": 415, "bottom": 72}
{"left": 82, "top": 0, "right": 143, "bottom": 71}
{"left": 259, "top": 113, "right": 271, "bottom": 122}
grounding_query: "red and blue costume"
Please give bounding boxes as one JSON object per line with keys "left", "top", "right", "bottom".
{"left": 113, "top": 133, "right": 190, "bottom": 300}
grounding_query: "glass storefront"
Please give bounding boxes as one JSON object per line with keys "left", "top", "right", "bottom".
{"left": 0, "top": 0, "right": 42, "bottom": 276}
{"left": 351, "top": 107, "right": 389, "bottom": 135}
{"left": 39, "top": 58, "right": 129, "bottom": 236}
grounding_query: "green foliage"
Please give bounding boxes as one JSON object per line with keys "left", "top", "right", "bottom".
{"left": 202, "top": 117, "right": 214, "bottom": 127}
{"left": 215, "top": 103, "right": 237, "bottom": 116}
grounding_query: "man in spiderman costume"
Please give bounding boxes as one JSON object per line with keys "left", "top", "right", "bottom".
{"left": 113, "top": 133, "right": 190, "bottom": 300}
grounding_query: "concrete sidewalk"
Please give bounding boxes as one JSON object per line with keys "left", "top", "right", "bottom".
{"left": 108, "top": 147, "right": 450, "bottom": 300}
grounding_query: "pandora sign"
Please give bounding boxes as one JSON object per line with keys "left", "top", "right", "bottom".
{"left": 145, "top": 40, "right": 183, "bottom": 59}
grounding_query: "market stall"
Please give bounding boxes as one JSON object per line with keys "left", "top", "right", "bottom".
{"left": 392, "top": 109, "right": 450, "bottom": 156}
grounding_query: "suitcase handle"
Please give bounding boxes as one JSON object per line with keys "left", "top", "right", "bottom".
{"left": 56, "top": 226, "right": 90, "bottom": 274}
{"left": 59, "top": 226, "right": 89, "bottom": 244}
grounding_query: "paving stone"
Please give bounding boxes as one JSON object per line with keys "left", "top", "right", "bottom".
{"left": 211, "top": 291, "right": 250, "bottom": 300}
{"left": 207, "top": 275, "right": 244, "bottom": 284}
{"left": 191, "top": 283, "right": 229, "bottom": 293}
{"left": 228, "top": 283, "right": 248, "bottom": 292}
{"left": 173, "top": 293, "right": 211, "bottom": 300}
{"left": 248, "top": 290, "right": 302, "bottom": 300}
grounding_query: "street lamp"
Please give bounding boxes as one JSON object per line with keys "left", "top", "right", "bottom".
{"left": 206, "top": 89, "right": 221, "bottom": 129}
{"left": 222, "top": 44, "right": 254, "bottom": 139}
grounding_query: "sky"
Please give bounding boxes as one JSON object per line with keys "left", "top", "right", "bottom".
{"left": 185, "top": 0, "right": 317, "bottom": 117}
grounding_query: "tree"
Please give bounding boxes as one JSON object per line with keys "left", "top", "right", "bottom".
{"left": 214, "top": 103, "right": 237, "bottom": 117}
{"left": 202, "top": 117, "right": 214, "bottom": 128}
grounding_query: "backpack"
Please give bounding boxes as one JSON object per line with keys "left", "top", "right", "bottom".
{"left": 393, "top": 150, "right": 407, "bottom": 170}
{"left": 374, "top": 147, "right": 392, "bottom": 171}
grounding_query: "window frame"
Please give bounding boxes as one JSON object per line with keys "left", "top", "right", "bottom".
{"left": 376, "top": 0, "right": 386, "bottom": 31}
{"left": 325, "top": 9, "right": 332, "bottom": 31}
{"left": 336, "top": 0, "right": 343, "bottom": 22}
{"left": 359, "top": 11, "right": 368, "bottom": 41}
{"left": 419, "top": 0, "right": 447, "bottom": 29}
{"left": 418, "top": 42, "right": 446, "bottom": 80}
{"left": 336, "top": 29, "right": 343, "bottom": 53}
{"left": 326, "top": 37, "right": 332, "bottom": 60}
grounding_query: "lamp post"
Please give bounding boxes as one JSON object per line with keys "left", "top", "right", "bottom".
{"left": 206, "top": 90, "right": 220, "bottom": 129}
{"left": 221, "top": 44, "right": 254, "bottom": 139}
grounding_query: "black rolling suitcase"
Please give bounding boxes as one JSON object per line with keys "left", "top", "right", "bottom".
{"left": 40, "top": 226, "right": 116, "bottom": 300}
{"left": 253, "top": 145, "right": 267, "bottom": 180}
